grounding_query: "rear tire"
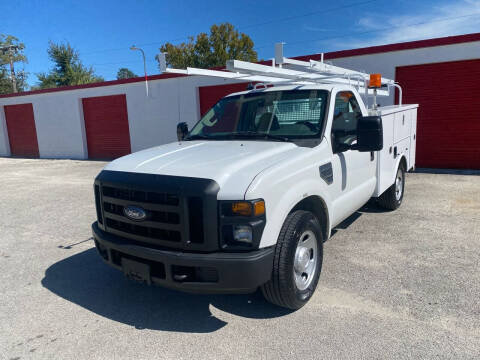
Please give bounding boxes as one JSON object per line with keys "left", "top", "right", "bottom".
{"left": 378, "top": 163, "right": 405, "bottom": 210}
{"left": 261, "top": 210, "right": 323, "bottom": 310}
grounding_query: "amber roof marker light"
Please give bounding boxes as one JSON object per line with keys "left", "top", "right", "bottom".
{"left": 369, "top": 73, "right": 382, "bottom": 88}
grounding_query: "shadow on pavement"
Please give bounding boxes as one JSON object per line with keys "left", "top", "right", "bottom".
{"left": 42, "top": 248, "right": 292, "bottom": 333}
{"left": 414, "top": 168, "right": 480, "bottom": 176}
{"left": 329, "top": 199, "right": 387, "bottom": 238}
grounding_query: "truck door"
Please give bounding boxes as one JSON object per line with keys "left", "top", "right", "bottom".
{"left": 329, "top": 90, "right": 377, "bottom": 226}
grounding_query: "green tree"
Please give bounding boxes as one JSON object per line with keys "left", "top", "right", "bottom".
{"left": 0, "top": 34, "right": 28, "bottom": 94}
{"left": 116, "top": 67, "right": 137, "bottom": 79}
{"left": 37, "top": 42, "right": 104, "bottom": 88}
{"left": 156, "top": 23, "right": 257, "bottom": 69}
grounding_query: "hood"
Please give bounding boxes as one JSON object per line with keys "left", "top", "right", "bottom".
{"left": 104, "top": 140, "right": 301, "bottom": 199}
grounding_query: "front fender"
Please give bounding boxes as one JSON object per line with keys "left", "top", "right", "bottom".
{"left": 245, "top": 150, "right": 333, "bottom": 248}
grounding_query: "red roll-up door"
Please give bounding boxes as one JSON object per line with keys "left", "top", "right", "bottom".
{"left": 82, "top": 94, "right": 131, "bottom": 159}
{"left": 396, "top": 59, "right": 480, "bottom": 169}
{"left": 4, "top": 103, "right": 39, "bottom": 157}
{"left": 199, "top": 83, "right": 250, "bottom": 116}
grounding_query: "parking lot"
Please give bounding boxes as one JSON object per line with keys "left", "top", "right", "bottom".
{"left": 0, "top": 158, "right": 479, "bottom": 359}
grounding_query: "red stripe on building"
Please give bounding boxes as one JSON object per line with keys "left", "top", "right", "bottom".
{"left": 0, "top": 73, "right": 187, "bottom": 99}
{"left": 295, "top": 32, "right": 480, "bottom": 61}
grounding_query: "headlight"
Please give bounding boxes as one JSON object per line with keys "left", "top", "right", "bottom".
{"left": 233, "top": 225, "right": 253, "bottom": 244}
{"left": 220, "top": 199, "right": 266, "bottom": 250}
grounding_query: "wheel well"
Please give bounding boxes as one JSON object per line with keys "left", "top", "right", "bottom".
{"left": 290, "top": 196, "right": 329, "bottom": 240}
{"left": 399, "top": 156, "right": 408, "bottom": 171}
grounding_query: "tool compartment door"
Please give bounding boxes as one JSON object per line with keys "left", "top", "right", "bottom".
{"left": 394, "top": 110, "right": 411, "bottom": 143}
{"left": 374, "top": 112, "right": 395, "bottom": 196}
{"left": 374, "top": 105, "right": 417, "bottom": 197}
{"left": 409, "top": 108, "right": 418, "bottom": 169}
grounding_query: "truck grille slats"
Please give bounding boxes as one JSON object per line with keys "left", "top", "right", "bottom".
{"left": 105, "top": 218, "right": 181, "bottom": 242}
{"left": 103, "top": 202, "right": 180, "bottom": 225}
{"left": 102, "top": 186, "right": 179, "bottom": 206}
{"left": 102, "top": 195, "right": 179, "bottom": 213}
{"left": 103, "top": 212, "right": 181, "bottom": 231}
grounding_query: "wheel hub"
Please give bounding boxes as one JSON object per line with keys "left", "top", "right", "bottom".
{"left": 294, "top": 247, "right": 310, "bottom": 272}
{"left": 395, "top": 169, "right": 403, "bottom": 200}
{"left": 293, "top": 230, "right": 318, "bottom": 291}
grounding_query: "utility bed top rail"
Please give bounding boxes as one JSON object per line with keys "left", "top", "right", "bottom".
{"left": 159, "top": 42, "right": 403, "bottom": 106}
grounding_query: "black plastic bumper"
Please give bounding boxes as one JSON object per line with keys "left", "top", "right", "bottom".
{"left": 92, "top": 222, "right": 274, "bottom": 294}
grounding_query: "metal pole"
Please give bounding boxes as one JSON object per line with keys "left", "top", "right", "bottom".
{"left": 139, "top": 48, "right": 148, "bottom": 97}
{"left": 130, "top": 46, "right": 149, "bottom": 97}
{"left": 390, "top": 83, "right": 403, "bottom": 105}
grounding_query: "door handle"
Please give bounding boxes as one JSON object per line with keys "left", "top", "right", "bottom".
{"left": 370, "top": 151, "right": 374, "bottom": 161}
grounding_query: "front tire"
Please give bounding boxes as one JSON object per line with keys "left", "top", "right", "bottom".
{"left": 378, "top": 163, "right": 405, "bottom": 210}
{"left": 261, "top": 210, "right": 323, "bottom": 310}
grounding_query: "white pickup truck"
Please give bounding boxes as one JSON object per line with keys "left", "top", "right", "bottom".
{"left": 92, "top": 56, "right": 418, "bottom": 309}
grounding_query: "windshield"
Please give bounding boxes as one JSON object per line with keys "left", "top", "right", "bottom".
{"left": 187, "top": 90, "right": 328, "bottom": 141}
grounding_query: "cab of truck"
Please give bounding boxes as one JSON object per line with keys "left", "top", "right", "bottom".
{"left": 92, "top": 52, "right": 417, "bottom": 309}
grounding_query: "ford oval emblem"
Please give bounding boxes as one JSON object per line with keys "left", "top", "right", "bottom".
{"left": 123, "top": 205, "right": 147, "bottom": 221}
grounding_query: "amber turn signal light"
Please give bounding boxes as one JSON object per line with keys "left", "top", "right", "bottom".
{"left": 232, "top": 202, "right": 252, "bottom": 216}
{"left": 231, "top": 200, "right": 265, "bottom": 216}
{"left": 253, "top": 200, "right": 265, "bottom": 216}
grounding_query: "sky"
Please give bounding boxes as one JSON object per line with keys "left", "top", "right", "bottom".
{"left": 1, "top": 0, "right": 479, "bottom": 86}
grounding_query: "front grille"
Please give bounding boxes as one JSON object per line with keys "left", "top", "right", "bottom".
{"left": 94, "top": 171, "right": 220, "bottom": 252}
{"left": 101, "top": 186, "right": 187, "bottom": 244}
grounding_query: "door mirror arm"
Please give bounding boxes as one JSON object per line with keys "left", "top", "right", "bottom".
{"left": 334, "top": 143, "right": 352, "bottom": 153}
{"left": 177, "top": 122, "right": 189, "bottom": 141}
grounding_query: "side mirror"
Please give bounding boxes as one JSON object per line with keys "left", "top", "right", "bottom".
{"left": 352, "top": 116, "right": 383, "bottom": 152}
{"left": 176, "top": 122, "right": 188, "bottom": 141}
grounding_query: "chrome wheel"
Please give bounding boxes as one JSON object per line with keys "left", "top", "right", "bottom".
{"left": 293, "top": 230, "right": 318, "bottom": 291}
{"left": 395, "top": 168, "right": 404, "bottom": 201}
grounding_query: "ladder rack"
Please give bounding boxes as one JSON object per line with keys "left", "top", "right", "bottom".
{"left": 159, "top": 43, "right": 401, "bottom": 102}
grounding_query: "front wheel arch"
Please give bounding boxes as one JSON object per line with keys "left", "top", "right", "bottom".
{"left": 290, "top": 195, "right": 330, "bottom": 241}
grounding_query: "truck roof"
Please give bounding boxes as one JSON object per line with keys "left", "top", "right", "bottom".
{"left": 224, "top": 83, "right": 348, "bottom": 98}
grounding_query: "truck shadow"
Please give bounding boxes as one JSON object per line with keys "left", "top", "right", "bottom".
{"left": 329, "top": 200, "right": 387, "bottom": 238}
{"left": 414, "top": 168, "right": 480, "bottom": 176}
{"left": 41, "top": 248, "right": 292, "bottom": 333}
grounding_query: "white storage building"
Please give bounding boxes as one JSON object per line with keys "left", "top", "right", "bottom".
{"left": 0, "top": 33, "right": 479, "bottom": 169}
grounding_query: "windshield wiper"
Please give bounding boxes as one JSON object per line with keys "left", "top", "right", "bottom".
{"left": 227, "top": 131, "right": 291, "bottom": 142}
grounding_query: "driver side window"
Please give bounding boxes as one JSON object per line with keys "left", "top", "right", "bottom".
{"left": 331, "top": 91, "right": 362, "bottom": 152}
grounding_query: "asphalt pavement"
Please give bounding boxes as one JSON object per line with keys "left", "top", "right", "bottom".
{"left": 0, "top": 158, "right": 479, "bottom": 359}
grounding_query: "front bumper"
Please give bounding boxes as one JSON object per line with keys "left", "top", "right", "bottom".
{"left": 92, "top": 222, "right": 274, "bottom": 294}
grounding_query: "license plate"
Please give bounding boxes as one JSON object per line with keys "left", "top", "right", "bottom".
{"left": 122, "top": 258, "right": 151, "bottom": 285}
